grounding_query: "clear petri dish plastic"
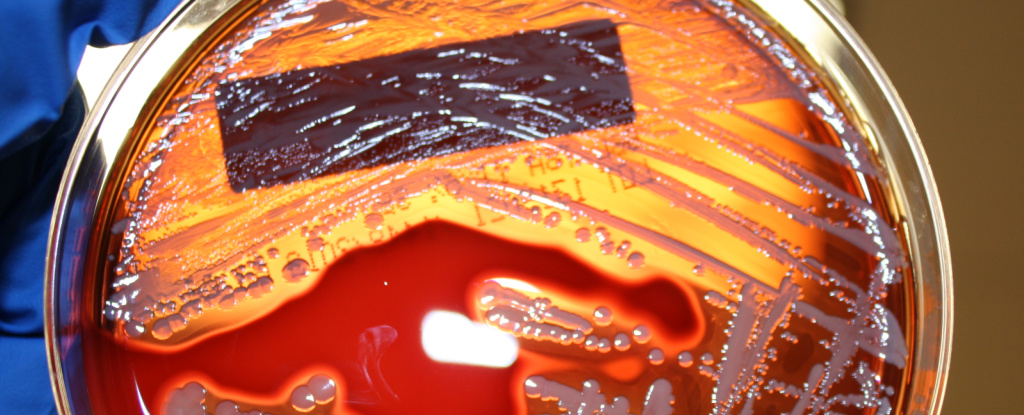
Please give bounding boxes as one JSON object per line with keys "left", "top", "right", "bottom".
{"left": 46, "top": 0, "right": 952, "bottom": 414}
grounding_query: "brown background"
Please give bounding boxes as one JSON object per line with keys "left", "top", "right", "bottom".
{"left": 845, "top": 1, "right": 1024, "bottom": 414}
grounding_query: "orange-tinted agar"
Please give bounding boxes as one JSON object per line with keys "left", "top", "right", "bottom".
{"left": 84, "top": 0, "right": 914, "bottom": 414}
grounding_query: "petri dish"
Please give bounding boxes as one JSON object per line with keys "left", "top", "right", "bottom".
{"left": 46, "top": 0, "right": 952, "bottom": 414}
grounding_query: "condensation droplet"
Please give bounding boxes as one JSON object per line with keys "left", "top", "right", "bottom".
{"left": 215, "top": 400, "right": 239, "bottom": 415}
{"left": 364, "top": 213, "right": 384, "bottom": 230}
{"left": 678, "top": 351, "right": 694, "bottom": 367}
{"left": 584, "top": 335, "right": 599, "bottom": 351}
{"left": 308, "top": 374, "right": 336, "bottom": 404}
{"left": 169, "top": 314, "right": 187, "bottom": 332}
{"left": 247, "top": 276, "right": 274, "bottom": 299}
{"left": 575, "top": 227, "right": 591, "bottom": 242}
{"left": 701, "top": 352, "right": 715, "bottom": 365}
{"left": 218, "top": 289, "right": 238, "bottom": 310}
{"left": 524, "top": 376, "right": 544, "bottom": 398}
{"left": 282, "top": 258, "right": 310, "bottom": 282}
{"left": 597, "top": 337, "right": 611, "bottom": 353}
{"left": 615, "top": 241, "right": 631, "bottom": 257}
{"left": 125, "top": 321, "right": 145, "bottom": 338}
{"left": 200, "top": 293, "right": 218, "bottom": 310}
{"left": 151, "top": 314, "right": 187, "bottom": 340}
{"left": 595, "top": 227, "right": 610, "bottom": 242}
{"left": 134, "top": 309, "right": 154, "bottom": 324}
{"left": 181, "top": 382, "right": 206, "bottom": 403}
{"left": 692, "top": 263, "right": 705, "bottom": 276}
{"left": 164, "top": 381, "right": 206, "bottom": 415}
{"left": 291, "top": 385, "right": 316, "bottom": 412}
{"left": 632, "top": 324, "right": 651, "bottom": 344}
{"left": 544, "top": 212, "right": 561, "bottom": 228}
{"left": 267, "top": 248, "right": 279, "bottom": 259}
{"left": 613, "top": 332, "right": 631, "bottom": 351}
{"left": 627, "top": 252, "right": 645, "bottom": 268}
{"left": 306, "top": 237, "right": 325, "bottom": 251}
{"left": 649, "top": 348, "right": 665, "bottom": 364}
{"left": 600, "top": 241, "right": 615, "bottom": 255}
{"left": 103, "top": 306, "right": 118, "bottom": 321}
{"left": 571, "top": 329, "right": 586, "bottom": 344}
{"left": 593, "top": 306, "right": 613, "bottom": 326}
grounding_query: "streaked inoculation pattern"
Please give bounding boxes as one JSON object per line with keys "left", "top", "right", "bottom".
{"left": 85, "top": 0, "right": 913, "bottom": 414}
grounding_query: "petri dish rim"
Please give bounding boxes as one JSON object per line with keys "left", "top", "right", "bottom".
{"left": 44, "top": 0, "right": 952, "bottom": 413}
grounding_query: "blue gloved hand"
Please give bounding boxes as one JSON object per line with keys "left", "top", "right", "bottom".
{"left": 0, "top": 1, "right": 181, "bottom": 412}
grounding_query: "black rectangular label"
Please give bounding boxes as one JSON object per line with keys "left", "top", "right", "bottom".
{"left": 216, "top": 19, "right": 633, "bottom": 191}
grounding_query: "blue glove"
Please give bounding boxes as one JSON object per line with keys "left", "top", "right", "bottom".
{"left": 0, "top": 1, "right": 181, "bottom": 412}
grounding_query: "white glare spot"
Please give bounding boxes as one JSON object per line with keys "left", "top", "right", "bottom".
{"left": 421, "top": 310, "right": 519, "bottom": 368}
{"left": 488, "top": 278, "right": 541, "bottom": 293}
